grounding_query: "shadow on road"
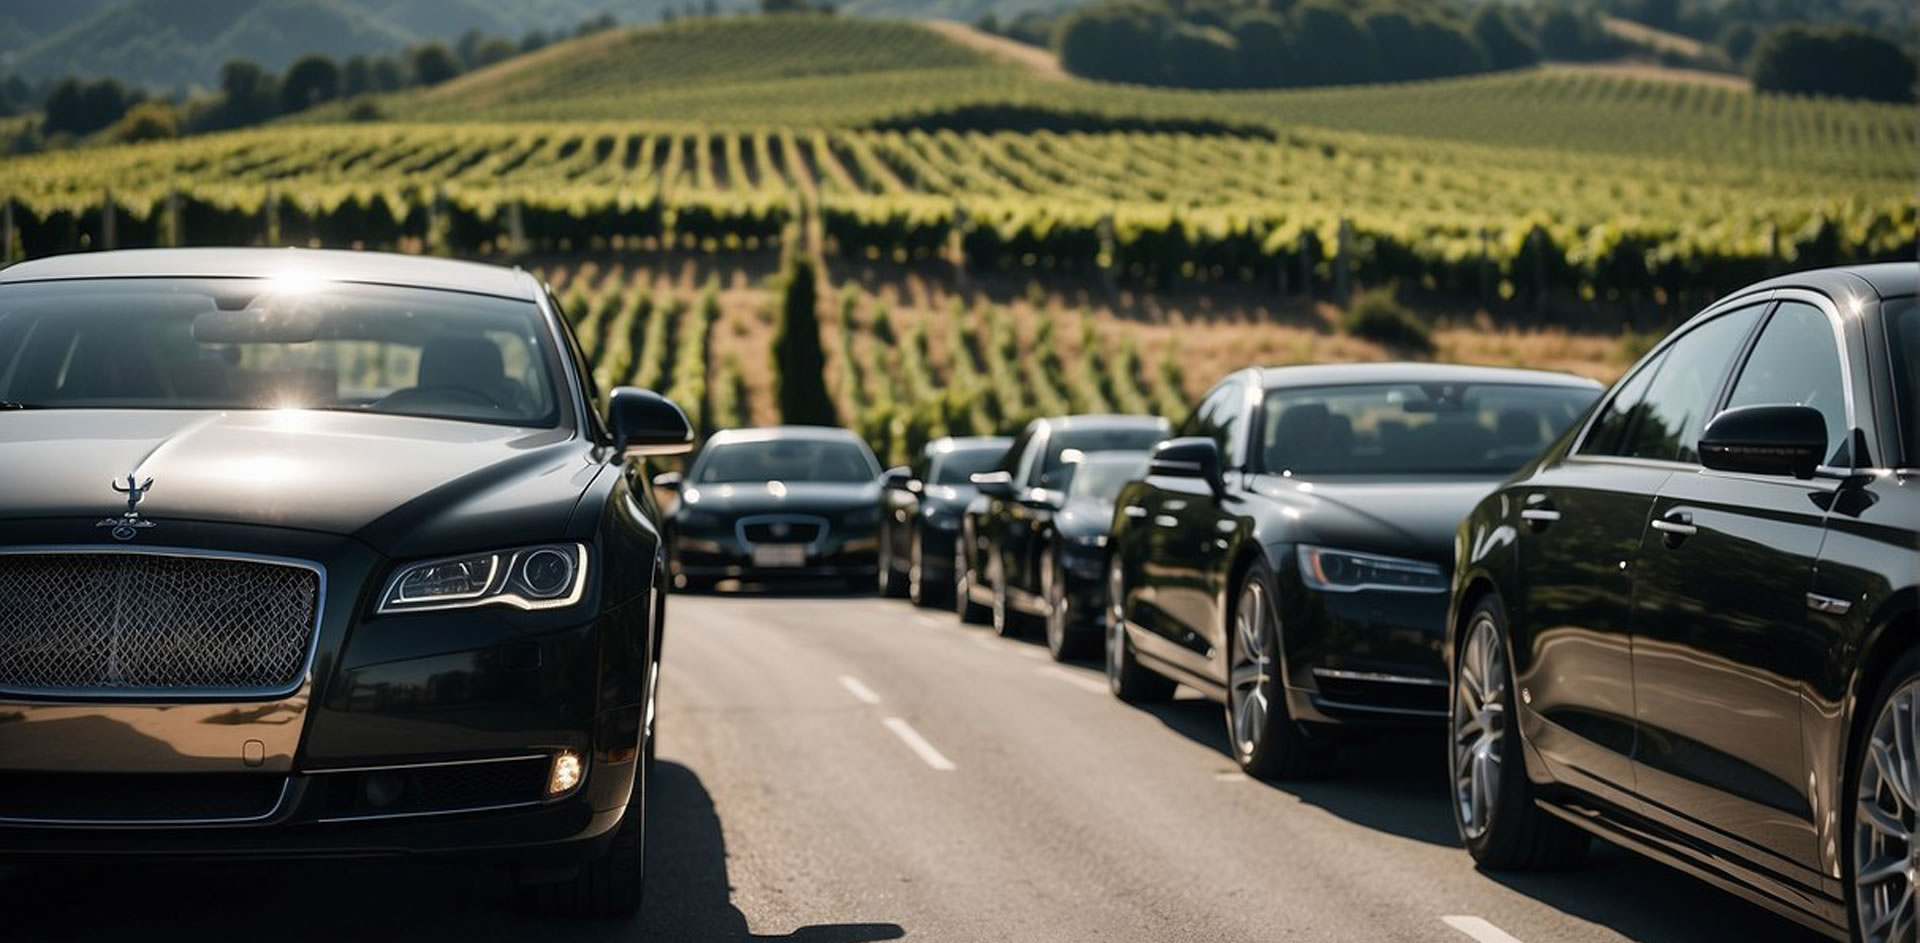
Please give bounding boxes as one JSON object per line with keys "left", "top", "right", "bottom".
{"left": 0, "top": 761, "right": 903, "bottom": 943}
{"left": 1124, "top": 697, "right": 1827, "bottom": 941}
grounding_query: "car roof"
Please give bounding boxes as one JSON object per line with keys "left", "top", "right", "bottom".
{"left": 0, "top": 248, "right": 538, "bottom": 301}
{"left": 706, "top": 425, "right": 869, "bottom": 445}
{"left": 1719, "top": 261, "right": 1917, "bottom": 305}
{"left": 1252, "top": 362, "right": 1602, "bottom": 390}
{"left": 927, "top": 435, "right": 1013, "bottom": 454}
{"left": 1039, "top": 414, "right": 1171, "bottom": 431}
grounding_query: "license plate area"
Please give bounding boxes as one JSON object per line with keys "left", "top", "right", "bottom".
{"left": 751, "top": 544, "right": 808, "bottom": 568}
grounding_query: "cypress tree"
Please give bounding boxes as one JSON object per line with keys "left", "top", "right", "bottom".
{"left": 773, "top": 258, "right": 836, "bottom": 425}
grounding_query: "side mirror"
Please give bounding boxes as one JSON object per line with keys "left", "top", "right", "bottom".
{"left": 971, "top": 470, "right": 1016, "bottom": 500}
{"left": 1149, "top": 437, "right": 1224, "bottom": 496}
{"left": 609, "top": 387, "right": 694, "bottom": 458}
{"left": 881, "top": 466, "right": 914, "bottom": 491}
{"left": 1700, "top": 405, "right": 1827, "bottom": 480}
{"left": 1019, "top": 487, "right": 1064, "bottom": 510}
{"left": 652, "top": 471, "right": 683, "bottom": 493}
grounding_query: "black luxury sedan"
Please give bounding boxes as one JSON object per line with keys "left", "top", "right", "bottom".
{"left": 1446, "top": 263, "right": 1920, "bottom": 942}
{"left": 960, "top": 414, "right": 1170, "bottom": 642}
{"left": 657, "top": 426, "right": 885, "bottom": 591}
{"left": 1033, "top": 450, "right": 1151, "bottom": 660}
{"left": 0, "top": 248, "right": 693, "bottom": 915}
{"left": 877, "top": 435, "right": 1012, "bottom": 607}
{"left": 1105, "top": 363, "right": 1601, "bottom": 779}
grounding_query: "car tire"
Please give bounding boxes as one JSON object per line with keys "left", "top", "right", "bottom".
{"left": 1226, "top": 561, "right": 1333, "bottom": 780}
{"left": 1105, "top": 557, "right": 1175, "bottom": 703}
{"left": 1044, "top": 547, "right": 1091, "bottom": 661}
{"left": 908, "top": 529, "right": 939, "bottom": 608}
{"left": 1451, "top": 591, "right": 1590, "bottom": 870}
{"left": 989, "top": 552, "right": 1022, "bottom": 638}
{"left": 1848, "top": 648, "right": 1920, "bottom": 943}
{"left": 957, "top": 534, "right": 991, "bottom": 625}
{"left": 878, "top": 528, "right": 909, "bottom": 599}
{"left": 515, "top": 765, "right": 647, "bottom": 917}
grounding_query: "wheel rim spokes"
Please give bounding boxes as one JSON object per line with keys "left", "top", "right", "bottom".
{"left": 1230, "top": 584, "right": 1270, "bottom": 756}
{"left": 1106, "top": 565, "right": 1126, "bottom": 682}
{"left": 1856, "top": 682, "right": 1920, "bottom": 943}
{"left": 1453, "top": 615, "right": 1506, "bottom": 840}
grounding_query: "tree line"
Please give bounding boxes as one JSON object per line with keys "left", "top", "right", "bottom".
{"left": 13, "top": 13, "right": 624, "bottom": 151}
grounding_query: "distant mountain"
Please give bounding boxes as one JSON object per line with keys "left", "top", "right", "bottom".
{"left": 0, "top": 0, "right": 670, "bottom": 89}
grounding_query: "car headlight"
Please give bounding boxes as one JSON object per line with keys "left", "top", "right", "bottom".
{"left": 379, "top": 543, "right": 589, "bottom": 613}
{"left": 841, "top": 506, "right": 881, "bottom": 527}
{"left": 1296, "top": 545, "right": 1444, "bottom": 594}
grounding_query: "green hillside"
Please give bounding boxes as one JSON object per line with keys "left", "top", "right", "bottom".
{"left": 2, "top": 17, "right": 1910, "bottom": 310}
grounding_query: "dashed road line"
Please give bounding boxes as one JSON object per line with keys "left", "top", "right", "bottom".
{"left": 1041, "top": 666, "right": 1108, "bottom": 695}
{"left": 881, "top": 717, "right": 956, "bottom": 771}
{"left": 1441, "top": 915, "right": 1525, "bottom": 943}
{"left": 838, "top": 674, "right": 882, "bottom": 705}
{"left": 1213, "top": 771, "right": 1249, "bottom": 783}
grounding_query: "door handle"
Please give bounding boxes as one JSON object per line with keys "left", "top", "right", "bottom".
{"left": 1519, "top": 494, "right": 1560, "bottom": 531}
{"left": 1652, "top": 511, "right": 1697, "bottom": 547}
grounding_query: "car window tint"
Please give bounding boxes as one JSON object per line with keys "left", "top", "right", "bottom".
{"left": 1726, "top": 301, "right": 1850, "bottom": 465}
{"left": 1886, "top": 297, "right": 1919, "bottom": 466}
{"left": 694, "top": 440, "right": 878, "bottom": 483}
{"left": 1580, "top": 348, "right": 1667, "bottom": 457}
{"left": 1622, "top": 304, "right": 1764, "bottom": 463}
{"left": 932, "top": 447, "right": 1003, "bottom": 485}
{"left": 1038, "top": 426, "right": 1166, "bottom": 489}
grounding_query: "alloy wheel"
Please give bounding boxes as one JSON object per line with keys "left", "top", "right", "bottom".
{"left": 1855, "top": 678, "right": 1920, "bottom": 943}
{"left": 1228, "top": 580, "right": 1275, "bottom": 760}
{"left": 1044, "top": 551, "right": 1067, "bottom": 654}
{"left": 1453, "top": 612, "right": 1508, "bottom": 842}
{"left": 908, "top": 530, "right": 925, "bottom": 605}
{"left": 1105, "top": 561, "right": 1126, "bottom": 687}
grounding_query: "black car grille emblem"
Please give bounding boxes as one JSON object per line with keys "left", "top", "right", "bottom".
{"left": 96, "top": 474, "right": 157, "bottom": 541}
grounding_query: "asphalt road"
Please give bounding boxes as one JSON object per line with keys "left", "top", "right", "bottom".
{"left": 3, "top": 589, "right": 1831, "bottom": 942}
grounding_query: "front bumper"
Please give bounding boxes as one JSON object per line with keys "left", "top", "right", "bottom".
{"left": 1279, "top": 584, "right": 1451, "bottom": 727}
{"left": 671, "top": 529, "right": 879, "bottom": 585}
{"left": 0, "top": 521, "right": 651, "bottom": 861}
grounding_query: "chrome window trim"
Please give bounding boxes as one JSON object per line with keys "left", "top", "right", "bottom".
{"left": 1764, "top": 288, "right": 1863, "bottom": 468}
{"left": 0, "top": 776, "right": 295, "bottom": 829}
{"left": 0, "top": 545, "right": 326, "bottom": 702}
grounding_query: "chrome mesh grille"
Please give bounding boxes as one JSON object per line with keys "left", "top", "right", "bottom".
{"left": 0, "top": 553, "right": 320, "bottom": 694}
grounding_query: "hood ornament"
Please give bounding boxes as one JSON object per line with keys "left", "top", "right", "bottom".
{"left": 98, "top": 474, "right": 157, "bottom": 541}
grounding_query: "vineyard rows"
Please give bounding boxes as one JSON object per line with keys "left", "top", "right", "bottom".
{"left": 538, "top": 262, "right": 1195, "bottom": 463}
{"left": 2, "top": 96, "right": 1912, "bottom": 309}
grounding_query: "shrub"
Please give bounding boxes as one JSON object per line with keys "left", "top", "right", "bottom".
{"left": 1341, "top": 284, "right": 1434, "bottom": 357}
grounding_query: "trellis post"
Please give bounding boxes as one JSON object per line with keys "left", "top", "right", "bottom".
{"left": 101, "top": 189, "right": 116, "bottom": 251}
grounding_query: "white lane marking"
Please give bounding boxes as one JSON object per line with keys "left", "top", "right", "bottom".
{"left": 838, "top": 674, "right": 882, "bottom": 705}
{"left": 1214, "top": 771, "right": 1249, "bottom": 783}
{"left": 1441, "top": 916, "right": 1525, "bottom": 943}
{"left": 1042, "top": 666, "right": 1108, "bottom": 695}
{"left": 881, "top": 717, "right": 956, "bottom": 771}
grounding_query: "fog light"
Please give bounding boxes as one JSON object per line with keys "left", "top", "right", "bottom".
{"left": 548, "top": 750, "right": 584, "bottom": 796}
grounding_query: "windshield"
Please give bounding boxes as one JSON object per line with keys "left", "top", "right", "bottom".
{"left": 931, "top": 446, "right": 1006, "bottom": 485}
{"left": 694, "top": 438, "right": 879, "bottom": 483}
{"left": 1039, "top": 425, "right": 1166, "bottom": 489}
{"left": 1261, "top": 383, "right": 1597, "bottom": 478}
{"left": 0, "top": 278, "right": 562, "bottom": 427}
{"left": 1066, "top": 453, "right": 1149, "bottom": 505}
{"left": 1888, "top": 297, "right": 1919, "bottom": 466}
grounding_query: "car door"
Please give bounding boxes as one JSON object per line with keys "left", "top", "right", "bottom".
{"left": 886, "top": 451, "right": 931, "bottom": 562}
{"left": 968, "top": 425, "right": 1034, "bottom": 592}
{"left": 1629, "top": 299, "right": 1851, "bottom": 881}
{"left": 995, "top": 424, "right": 1047, "bottom": 599}
{"left": 1133, "top": 381, "right": 1248, "bottom": 678}
{"left": 1513, "top": 304, "right": 1765, "bottom": 809}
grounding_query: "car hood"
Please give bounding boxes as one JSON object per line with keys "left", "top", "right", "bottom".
{"left": 0, "top": 409, "right": 595, "bottom": 556}
{"left": 1247, "top": 476, "right": 1499, "bottom": 566}
{"left": 679, "top": 480, "right": 878, "bottom": 517}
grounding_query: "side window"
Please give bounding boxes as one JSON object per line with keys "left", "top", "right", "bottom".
{"left": 1622, "top": 304, "right": 1765, "bottom": 463}
{"left": 998, "top": 427, "right": 1035, "bottom": 474}
{"left": 1581, "top": 348, "right": 1667, "bottom": 456}
{"left": 1725, "top": 301, "right": 1850, "bottom": 465}
{"left": 1181, "top": 381, "right": 1246, "bottom": 466}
